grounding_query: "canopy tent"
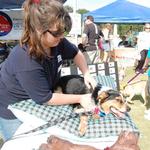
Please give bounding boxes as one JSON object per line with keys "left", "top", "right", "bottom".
{"left": 0, "top": 0, "right": 67, "bottom": 9}
{"left": 84, "top": 0, "right": 150, "bottom": 23}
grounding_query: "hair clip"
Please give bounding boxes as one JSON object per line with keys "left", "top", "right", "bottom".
{"left": 32, "top": 0, "right": 40, "bottom": 4}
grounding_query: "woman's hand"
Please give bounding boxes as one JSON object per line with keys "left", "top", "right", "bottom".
{"left": 83, "top": 72, "right": 97, "bottom": 90}
{"left": 79, "top": 94, "right": 95, "bottom": 112}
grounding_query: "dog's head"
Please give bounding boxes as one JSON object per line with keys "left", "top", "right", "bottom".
{"left": 96, "top": 89, "right": 131, "bottom": 119}
{"left": 78, "top": 43, "right": 86, "bottom": 52}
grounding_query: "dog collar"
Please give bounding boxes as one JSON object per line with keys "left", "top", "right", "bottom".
{"left": 93, "top": 107, "right": 106, "bottom": 117}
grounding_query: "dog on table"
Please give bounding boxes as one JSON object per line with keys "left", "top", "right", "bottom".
{"left": 39, "top": 131, "right": 140, "bottom": 150}
{"left": 55, "top": 75, "right": 130, "bottom": 136}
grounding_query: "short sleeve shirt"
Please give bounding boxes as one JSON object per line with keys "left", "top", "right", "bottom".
{"left": 0, "top": 38, "right": 78, "bottom": 119}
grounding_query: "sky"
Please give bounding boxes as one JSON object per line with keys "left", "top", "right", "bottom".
{"left": 64, "top": 0, "right": 150, "bottom": 11}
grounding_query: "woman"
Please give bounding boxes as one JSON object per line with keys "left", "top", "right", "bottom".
{"left": 0, "top": 0, "right": 96, "bottom": 141}
{"left": 101, "top": 23, "right": 112, "bottom": 62}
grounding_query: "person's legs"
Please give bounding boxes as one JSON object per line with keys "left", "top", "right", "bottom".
{"left": 144, "top": 76, "right": 150, "bottom": 120}
{"left": 92, "top": 50, "right": 100, "bottom": 64}
{"left": 83, "top": 50, "right": 100, "bottom": 64}
{"left": 83, "top": 51, "right": 92, "bottom": 64}
{"left": 103, "top": 51, "right": 108, "bottom": 62}
{"left": 100, "top": 49, "right": 104, "bottom": 62}
{"left": 103, "top": 42, "right": 110, "bottom": 62}
{"left": 0, "top": 117, "right": 22, "bottom": 141}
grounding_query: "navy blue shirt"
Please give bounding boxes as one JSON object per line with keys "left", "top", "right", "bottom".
{"left": 0, "top": 38, "right": 78, "bottom": 119}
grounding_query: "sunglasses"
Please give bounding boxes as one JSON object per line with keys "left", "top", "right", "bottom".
{"left": 46, "top": 29, "right": 66, "bottom": 37}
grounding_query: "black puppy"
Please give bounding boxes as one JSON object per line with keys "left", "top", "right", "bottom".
{"left": 78, "top": 43, "right": 86, "bottom": 52}
{"left": 54, "top": 75, "right": 102, "bottom": 105}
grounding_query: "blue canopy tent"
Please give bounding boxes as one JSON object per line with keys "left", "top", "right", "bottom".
{"left": 84, "top": 0, "right": 150, "bottom": 23}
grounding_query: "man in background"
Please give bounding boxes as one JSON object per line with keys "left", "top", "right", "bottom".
{"left": 135, "top": 23, "right": 150, "bottom": 72}
{"left": 82, "top": 15, "right": 103, "bottom": 64}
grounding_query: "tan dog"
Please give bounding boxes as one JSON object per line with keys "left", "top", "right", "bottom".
{"left": 121, "top": 80, "right": 149, "bottom": 106}
{"left": 54, "top": 75, "right": 130, "bottom": 136}
{"left": 78, "top": 89, "right": 131, "bottom": 136}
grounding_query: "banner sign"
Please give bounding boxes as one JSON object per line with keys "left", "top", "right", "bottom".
{"left": 113, "top": 48, "right": 137, "bottom": 67}
{"left": 0, "top": 10, "right": 81, "bottom": 41}
{"left": 0, "top": 9, "right": 23, "bottom": 40}
{"left": 0, "top": 11, "right": 13, "bottom": 36}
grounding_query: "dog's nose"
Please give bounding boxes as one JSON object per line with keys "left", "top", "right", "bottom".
{"left": 127, "top": 106, "right": 131, "bottom": 112}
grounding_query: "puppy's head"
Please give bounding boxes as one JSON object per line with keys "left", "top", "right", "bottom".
{"left": 97, "top": 89, "right": 130, "bottom": 118}
{"left": 78, "top": 43, "right": 86, "bottom": 52}
{"left": 91, "top": 83, "right": 102, "bottom": 104}
{"left": 66, "top": 78, "right": 90, "bottom": 94}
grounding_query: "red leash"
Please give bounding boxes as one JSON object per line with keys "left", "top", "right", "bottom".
{"left": 123, "top": 69, "right": 144, "bottom": 89}
{"left": 127, "top": 71, "right": 141, "bottom": 84}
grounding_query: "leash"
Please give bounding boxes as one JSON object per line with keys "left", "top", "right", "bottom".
{"left": 7, "top": 110, "right": 96, "bottom": 142}
{"left": 6, "top": 113, "right": 79, "bottom": 142}
{"left": 122, "top": 69, "right": 143, "bottom": 89}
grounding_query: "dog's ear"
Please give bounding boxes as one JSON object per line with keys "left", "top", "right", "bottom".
{"left": 98, "top": 91, "right": 109, "bottom": 104}
{"left": 91, "top": 83, "right": 102, "bottom": 104}
{"left": 107, "top": 89, "right": 120, "bottom": 95}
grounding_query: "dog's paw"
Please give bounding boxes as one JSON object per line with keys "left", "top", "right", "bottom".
{"left": 78, "top": 115, "right": 88, "bottom": 136}
{"left": 74, "top": 108, "right": 85, "bottom": 114}
{"left": 92, "top": 114, "right": 100, "bottom": 119}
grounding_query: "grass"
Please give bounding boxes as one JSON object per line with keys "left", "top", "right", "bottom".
{"left": 120, "top": 66, "right": 150, "bottom": 150}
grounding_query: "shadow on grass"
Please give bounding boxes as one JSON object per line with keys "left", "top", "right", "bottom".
{"left": 0, "top": 137, "right": 4, "bottom": 149}
{"left": 145, "top": 98, "right": 150, "bottom": 110}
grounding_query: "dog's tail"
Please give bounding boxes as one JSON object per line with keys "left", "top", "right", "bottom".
{"left": 91, "top": 83, "right": 102, "bottom": 104}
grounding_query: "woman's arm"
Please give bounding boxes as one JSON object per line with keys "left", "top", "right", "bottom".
{"left": 46, "top": 93, "right": 81, "bottom": 105}
{"left": 46, "top": 93, "right": 93, "bottom": 111}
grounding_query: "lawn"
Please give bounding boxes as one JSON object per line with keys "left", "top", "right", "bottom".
{"left": 120, "top": 66, "right": 150, "bottom": 150}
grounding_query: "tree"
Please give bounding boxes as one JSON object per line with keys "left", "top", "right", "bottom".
{"left": 76, "top": 9, "right": 89, "bottom": 14}
{"left": 64, "top": 5, "right": 73, "bottom": 13}
{"left": 118, "top": 24, "right": 143, "bottom": 36}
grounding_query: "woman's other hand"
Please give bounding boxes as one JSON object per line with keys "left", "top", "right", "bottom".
{"left": 83, "top": 72, "right": 97, "bottom": 90}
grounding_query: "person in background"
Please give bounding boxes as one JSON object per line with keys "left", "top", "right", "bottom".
{"left": 118, "top": 35, "right": 129, "bottom": 48}
{"left": 101, "top": 23, "right": 112, "bottom": 62}
{"left": 0, "top": 0, "right": 96, "bottom": 142}
{"left": 135, "top": 23, "right": 150, "bottom": 72}
{"left": 142, "top": 47, "right": 150, "bottom": 120}
{"left": 82, "top": 15, "right": 103, "bottom": 64}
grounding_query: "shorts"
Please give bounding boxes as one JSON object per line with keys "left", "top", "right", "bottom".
{"left": 103, "top": 41, "right": 110, "bottom": 52}
{"left": 83, "top": 50, "right": 100, "bottom": 64}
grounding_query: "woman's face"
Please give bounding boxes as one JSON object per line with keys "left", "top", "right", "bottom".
{"left": 41, "top": 26, "right": 65, "bottom": 49}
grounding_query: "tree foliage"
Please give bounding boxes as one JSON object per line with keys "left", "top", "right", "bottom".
{"left": 76, "top": 9, "right": 89, "bottom": 14}
{"left": 118, "top": 24, "right": 144, "bottom": 36}
{"left": 64, "top": 5, "right": 73, "bottom": 13}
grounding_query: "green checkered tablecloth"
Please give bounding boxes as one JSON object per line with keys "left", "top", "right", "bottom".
{"left": 11, "top": 99, "right": 139, "bottom": 138}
